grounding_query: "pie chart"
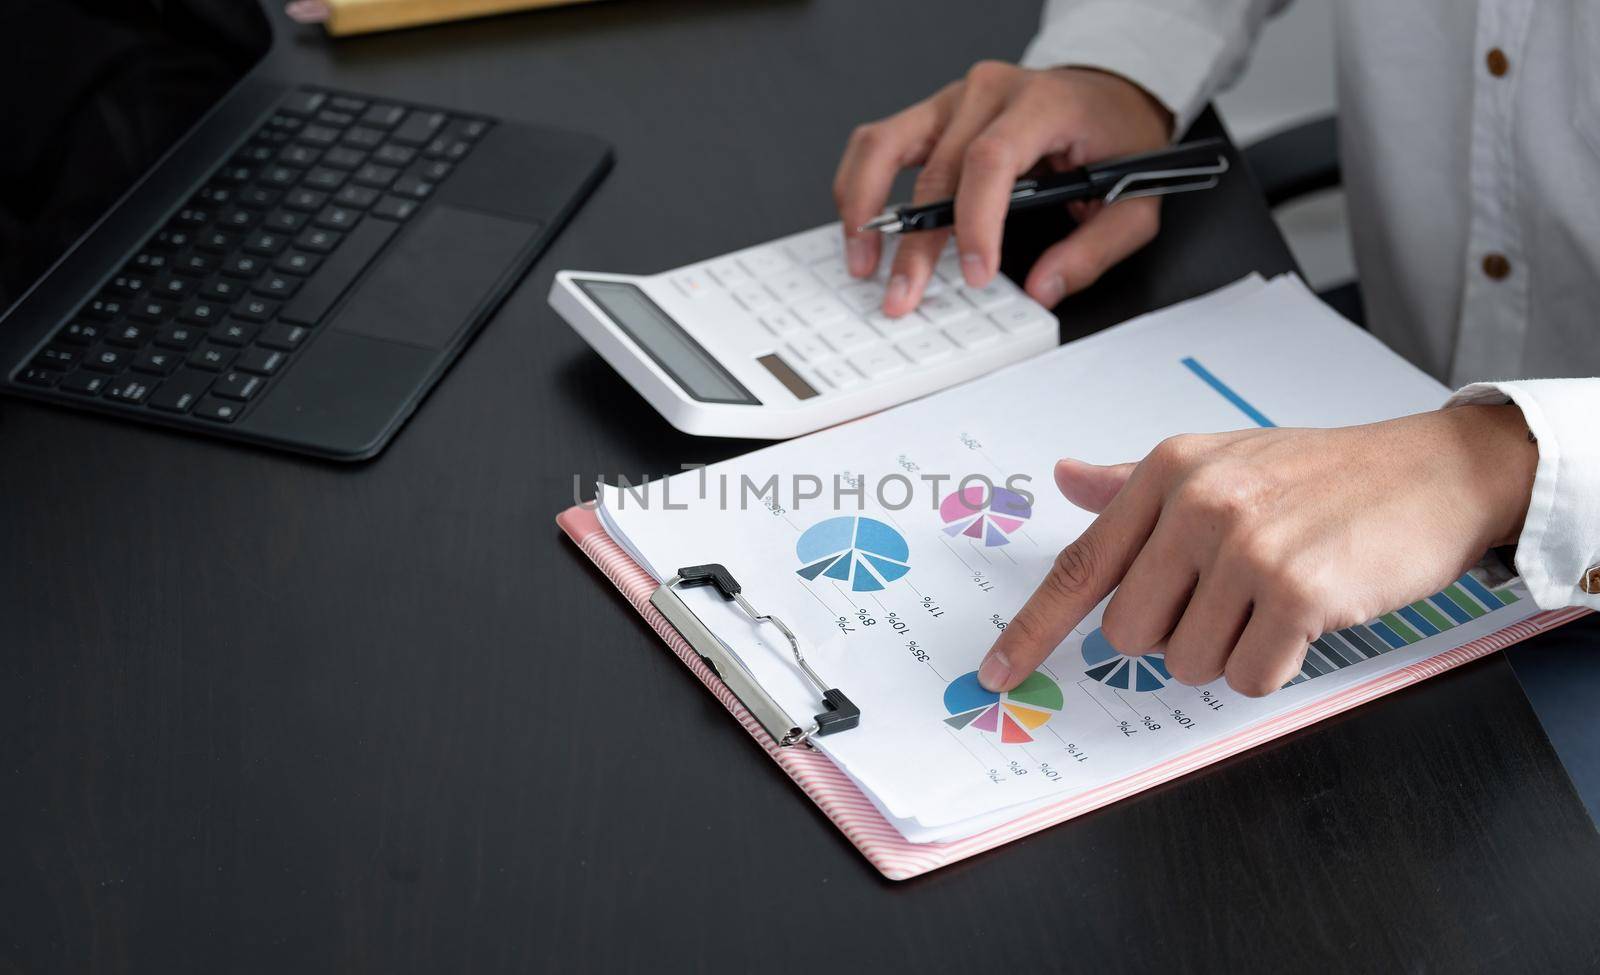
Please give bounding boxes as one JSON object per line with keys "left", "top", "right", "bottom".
{"left": 942, "top": 670, "right": 1064, "bottom": 744}
{"left": 795, "top": 516, "right": 910, "bottom": 592}
{"left": 939, "top": 484, "right": 1032, "bottom": 547}
{"left": 1081, "top": 628, "right": 1172, "bottom": 692}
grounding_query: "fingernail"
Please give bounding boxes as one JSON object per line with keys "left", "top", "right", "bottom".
{"left": 960, "top": 252, "right": 986, "bottom": 286}
{"left": 1036, "top": 274, "right": 1065, "bottom": 307}
{"left": 846, "top": 237, "right": 871, "bottom": 276}
{"left": 977, "top": 650, "right": 1011, "bottom": 691}
{"left": 885, "top": 274, "right": 911, "bottom": 310}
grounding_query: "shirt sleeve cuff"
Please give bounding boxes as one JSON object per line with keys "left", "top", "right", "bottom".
{"left": 1019, "top": 1, "right": 1240, "bottom": 133}
{"left": 1446, "top": 380, "right": 1600, "bottom": 610}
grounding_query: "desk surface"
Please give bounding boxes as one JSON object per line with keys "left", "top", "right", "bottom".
{"left": 5, "top": 2, "right": 1600, "bottom": 972}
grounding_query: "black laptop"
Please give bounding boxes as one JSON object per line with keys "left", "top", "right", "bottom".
{"left": 0, "top": 0, "right": 611, "bottom": 460}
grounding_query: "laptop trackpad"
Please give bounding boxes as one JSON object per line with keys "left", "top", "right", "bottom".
{"left": 332, "top": 204, "right": 542, "bottom": 350}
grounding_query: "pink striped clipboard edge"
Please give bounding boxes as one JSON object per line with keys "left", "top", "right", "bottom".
{"left": 557, "top": 503, "right": 1588, "bottom": 881}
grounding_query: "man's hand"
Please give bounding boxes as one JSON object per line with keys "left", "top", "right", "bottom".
{"left": 978, "top": 406, "right": 1539, "bottom": 697}
{"left": 832, "top": 62, "right": 1172, "bottom": 317}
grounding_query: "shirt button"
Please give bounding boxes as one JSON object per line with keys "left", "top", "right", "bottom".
{"left": 1487, "top": 48, "right": 1510, "bottom": 77}
{"left": 1483, "top": 253, "right": 1512, "bottom": 280}
{"left": 1583, "top": 564, "right": 1600, "bottom": 595}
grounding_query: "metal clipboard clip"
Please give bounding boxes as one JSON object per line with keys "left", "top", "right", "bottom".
{"left": 650, "top": 564, "right": 860, "bottom": 747}
{"left": 1103, "top": 155, "right": 1231, "bottom": 205}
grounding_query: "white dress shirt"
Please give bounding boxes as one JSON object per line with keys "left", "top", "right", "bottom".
{"left": 1021, "top": 0, "right": 1600, "bottom": 610}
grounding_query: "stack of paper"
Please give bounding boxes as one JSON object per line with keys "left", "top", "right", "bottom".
{"left": 595, "top": 275, "right": 1538, "bottom": 843}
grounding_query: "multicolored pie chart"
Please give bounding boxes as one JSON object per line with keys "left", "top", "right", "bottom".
{"left": 942, "top": 670, "right": 1064, "bottom": 744}
{"left": 938, "top": 484, "right": 1032, "bottom": 547}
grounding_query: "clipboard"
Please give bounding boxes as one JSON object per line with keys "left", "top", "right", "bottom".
{"left": 558, "top": 502, "right": 1589, "bottom": 881}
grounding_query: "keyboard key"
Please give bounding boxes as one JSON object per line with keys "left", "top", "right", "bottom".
{"left": 253, "top": 274, "right": 300, "bottom": 299}
{"left": 765, "top": 269, "right": 821, "bottom": 304}
{"left": 279, "top": 217, "right": 397, "bottom": 324}
{"left": 60, "top": 370, "right": 110, "bottom": 396}
{"left": 284, "top": 188, "right": 329, "bottom": 212}
{"left": 147, "top": 369, "right": 213, "bottom": 413}
{"left": 423, "top": 137, "right": 471, "bottom": 161}
{"left": 295, "top": 228, "right": 343, "bottom": 253}
{"left": 314, "top": 206, "right": 361, "bottom": 231}
{"left": 916, "top": 292, "right": 969, "bottom": 326}
{"left": 173, "top": 206, "right": 210, "bottom": 226}
{"left": 342, "top": 126, "right": 386, "bottom": 149}
{"left": 84, "top": 347, "right": 130, "bottom": 373}
{"left": 279, "top": 89, "right": 327, "bottom": 117}
{"left": 153, "top": 276, "right": 193, "bottom": 300}
{"left": 360, "top": 104, "right": 406, "bottom": 128}
{"left": 237, "top": 145, "right": 276, "bottom": 165}
{"left": 34, "top": 346, "right": 82, "bottom": 370}
{"left": 315, "top": 110, "right": 355, "bottom": 128}
{"left": 103, "top": 375, "right": 155, "bottom": 405}
{"left": 896, "top": 330, "right": 956, "bottom": 363}
{"left": 303, "top": 166, "right": 347, "bottom": 191}
{"left": 213, "top": 320, "right": 259, "bottom": 347}
{"left": 261, "top": 165, "right": 302, "bottom": 188}
{"left": 811, "top": 359, "right": 864, "bottom": 390}
{"left": 57, "top": 321, "right": 103, "bottom": 345}
{"left": 390, "top": 175, "right": 434, "bottom": 199}
{"left": 334, "top": 185, "right": 380, "bottom": 209}
{"left": 442, "top": 117, "right": 489, "bottom": 143}
{"left": 15, "top": 366, "right": 59, "bottom": 388}
{"left": 321, "top": 146, "right": 367, "bottom": 170}
{"left": 129, "top": 252, "right": 168, "bottom": 274}
{"left": 705, "top": 258, "right": 750, "bottom": 287}
{"left": 818, "top": 320, "right": 876, "bottom": 353}
{"left": 783, "top": 228, "right": 839, "bottom": 265}
{"left": 212, "top": 370, "right": 265, "bottom": 401}
{"left": 409, "top": 159, "right": 451, "bottom": 182}
{"left": 730, "top": 284, "right": 775, "bottom": 313}
{"left": 188, "top": 343, "right": 235, "bottom": 371}
{"left": 392, "top": 110, "right": 446, "bottom": 146}
{"left": 236, "top": 346, "right": 286, "bottom": 376}
{"left": 851, "top": 344, "right": 910, "bottom": 379}
{"left": 944, "top": 316, "right": 1002, "bottom": 349}
{"left": 957, "top": 279, "right": 1019, "bottom": 311}
{"left": 988, "top": 303, "right": 1057, "bottom": 336}
{"left": 218, "top": 206, "right": 258, "bottom": 229}
{"left": 738, "top": 247, "right": 794, "bottom": 278}
{"left": 373, "top": 143, "right": 416, "bottom": 166}
{"left": 216, "top": 165, "right": 253, "bottom": 185}
{"left": 784, "top": 335, "right": 830, "bottom": 363}
{"left": 232, "top": 296, "right": 278, "bottom": 322}
{"left": 192, "top": 396, "right": 242, "bottom": 422}
{"left": 81, "top": 297, "right": 123, "bottom": 320}
{"left": 353, "top": 163, "right": 398, "bottom": 188}
{"left": 258, "top": 323, "right": 309, "bottom": 351}
{"left": 196, "top": 230, "right": 237, "bottom": 253}
{"left": 297, "top": 124, "right": 340, "bottom": 147}
{"left": 935, "top": 250, "right": 964, "bottom": 284}
{"left": 836, "top": 280, "right": 884, "bottom": 314}
{"left": 106, "top": 274, "right": 147, "bottom": 296}
{"left": 129, "top": 299, "right": 170, "bottom": 322}
{"left": 131, "top": 349, "right": 180, "bottom": 375}
{"left": 811, "top": 261, "right": 855, "bottom": 290}
{"left": 201, "top": 277, "right": 245, "bottom": 302}
{"left": 279, "top": 144, "right": 321, "bottom": 167}
{"left": 327, "top": 95, "right": 367, "bottom": 113}
{"left": 759, "top": 311, "right": 803, "bottom": 336}
{"left": 263, "top": 209, "right": 307, "bottom": 232}
{"left": 243, "top": 230, "right": 290, "bottom": 256}
{"left": 222, "top": 254, "right": 266, "bottom": 278}
{"left": 195, "top": 184, "right": 234, "bottom": 207}
{"left": 792, "top": 294, "right": 849, "bottom": 327}
{"left": 371, "top": 195, "right": 416, "bottom": 221}
{"left": 174, "top": 253, "right": 216, "bottom": 277}
{"left": 154, "top": 325, "right": 202, "bottom": 351}
{"left": 238, "top": 186, "right": 281, "bottom": 210}
{"left": 107, "top": 322, "right": 150, "bottom": 347}
{"left": 152, "top": 228, "right": 193, "bottom": 249}
{"left": 670, "top": 271, "right": 713, "bottom": 299}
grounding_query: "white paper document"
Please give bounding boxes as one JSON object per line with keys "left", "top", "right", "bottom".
{"left": 596, "top": 275, "right": 1539, "bottom": 842}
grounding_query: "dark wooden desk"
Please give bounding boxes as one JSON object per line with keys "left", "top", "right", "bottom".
{"left": 5, "top": 2, "right": 1600, "bottom": 972}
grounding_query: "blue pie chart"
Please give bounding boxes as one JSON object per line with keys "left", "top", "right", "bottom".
{"left": 795, "top": 516, "right": 910, "bottom": 592}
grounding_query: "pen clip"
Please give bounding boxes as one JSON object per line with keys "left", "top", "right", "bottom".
{"left": 1102, "top": 155, "right": 1231, "bottom": 206}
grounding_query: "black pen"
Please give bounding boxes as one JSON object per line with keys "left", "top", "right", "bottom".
{"left": 858, "top": 138, "right": 1230, "bottom": 235}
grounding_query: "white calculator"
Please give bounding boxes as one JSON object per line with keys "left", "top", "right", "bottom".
{"left": 548, "top": 222, "right": 1059, "bottom": 439}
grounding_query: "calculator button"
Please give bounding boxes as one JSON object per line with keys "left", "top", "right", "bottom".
{"left": 792, "top": 294, "right": 849, "bottom": 327}
{"left": 705, "top": 259, "right": 750, "bottom": 287}
{"left": 897, "top": 331, "right": 956, "bottom": 363}
{"left": 738, "top": 247, "right": 794, "bottom": 278}
{"left": 783, "top": 228, "right": 839, "bottom": 265}
{"left": 671, "top": 270, "right": 714, "bottom": 299}
{"left": 989, "top": 303, "right": 1057, "bottom": 337}
{"left": 818, "top": 320, "right": 876, "bottom": 353}
{"left": 811, "top": 359, "right": 864, "bottom": 390}
{"left": 765, "top": 269, "right": 821, "bottom": 304}
{"left": 731, "top": 285, "right": 776, "bottom": 313}
{"left": 867, "top": 311, "right": 924, "bottom": 338}
{"left": 959, "top": 279, "right": 1020, "bottom": 311}
{"left": 785, "top": 335, "right": 831, "bottom": 363}
{"left": 916, "top": 292, "right": 968, "bottom": 325}
{"left": 836, "top": 280, "right": 884, "bottom": 314}
{"left": 759, "top": 311, "right": 803, "bottom": 336}
{"left": 944, "top": 316, "right": 1003, "bottom": 349}
{"left": 919, "top": 274, "right": 948, "bottom": 298}
{"left": 103, "top": 375, "right": 155, "bottom": 405}
{"left": 851, "top": 344, "right": 909, "bottom": 379}
{"left": 935, "top": 250, "right": 965, "bottom": 284}
{"left": 811, "top": 261, "right": 855, "bottom": 291}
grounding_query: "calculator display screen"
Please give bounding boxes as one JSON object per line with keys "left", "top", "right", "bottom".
{"left": 576, "top": 279, "right": 758, "bottom": 405}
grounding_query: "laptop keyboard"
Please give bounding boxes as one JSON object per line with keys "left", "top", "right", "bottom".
{"left": 12, "top": 88, "right": 492, "bottom": 424}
